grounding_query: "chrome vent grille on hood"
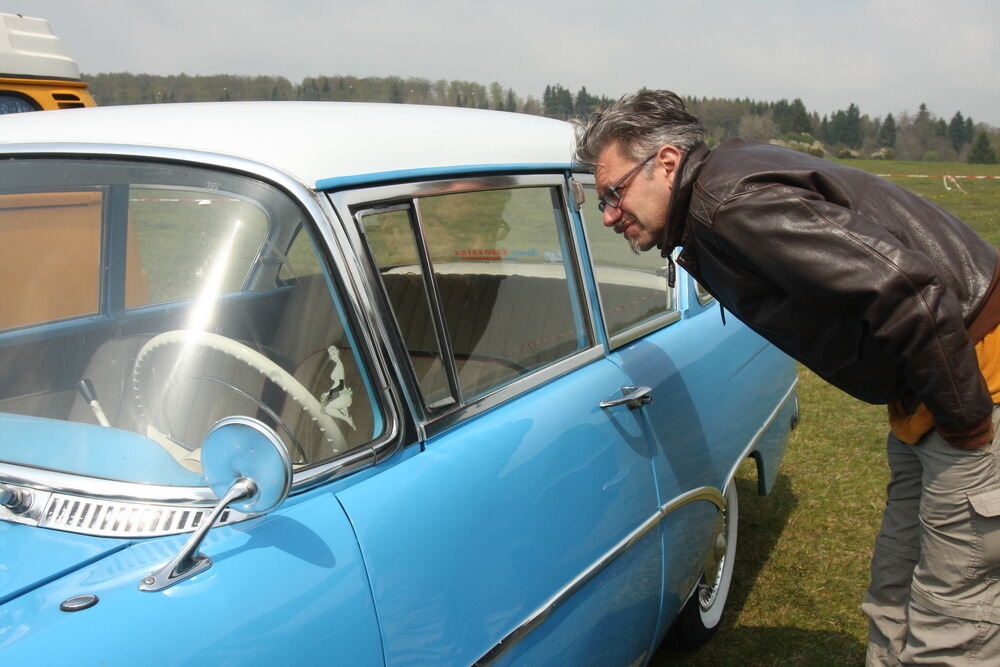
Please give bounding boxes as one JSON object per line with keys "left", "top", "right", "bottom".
{"left": 1, "top": 486, "right": 250, "bottom": 537}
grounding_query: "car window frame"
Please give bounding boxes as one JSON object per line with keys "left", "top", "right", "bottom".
{"left": 573, "top": 173, "right": 681, "bottom": 349}
{"left": 327, "top": 173, "right": 603, "bottom": 440}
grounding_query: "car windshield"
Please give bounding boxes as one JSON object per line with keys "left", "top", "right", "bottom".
{"left": 0, "top": 158, "right": 380, "bottom": 487}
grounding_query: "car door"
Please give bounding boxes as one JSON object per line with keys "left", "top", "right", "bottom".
{"left": 329, "top": 176, "right": 666, "bottom": 666}
{"left": 575, "top": 176, "right": 797, "bottom": 636}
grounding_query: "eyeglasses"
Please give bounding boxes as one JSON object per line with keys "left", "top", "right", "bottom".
{"left": 598, "top": 153, "right": 657, "bottom": 212}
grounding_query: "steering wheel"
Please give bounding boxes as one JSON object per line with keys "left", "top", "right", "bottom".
{"left": 132, "top": 330, "right": 347, "bottom": 461}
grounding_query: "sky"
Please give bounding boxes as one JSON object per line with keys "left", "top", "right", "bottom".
{"left": 9, "top": 0, "right": 1000, "bottom": 126}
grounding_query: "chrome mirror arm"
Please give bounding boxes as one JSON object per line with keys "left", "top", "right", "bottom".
{"left": 139, "top": 478, "right": 256, "bottom": 592}
{"left": 138, "top": 416, "right": 291, "bottom": 593}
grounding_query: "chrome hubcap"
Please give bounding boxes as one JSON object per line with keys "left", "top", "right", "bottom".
{"left": 698, "top": 506, "right": 728, "bottom": 611}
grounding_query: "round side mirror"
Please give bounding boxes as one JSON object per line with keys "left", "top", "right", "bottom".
{"left": 139, "top": 417, "right": 292, "bottom": 592}
{"left": 201, "top": 416, "right": 293, "bottom": 514}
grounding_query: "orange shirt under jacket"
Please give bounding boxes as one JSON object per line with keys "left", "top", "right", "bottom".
{"left": 889, "top": 325, "right": 1000, "bottom": 444}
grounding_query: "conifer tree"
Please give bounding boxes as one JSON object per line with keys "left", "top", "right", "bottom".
{"left": 968, "top": 130, "right": 998, "bottom": 164}
{"left": 878, "top": 113, "right": 897, "bottom": 147}
{"left": 948, "top": 112, "right": 967, "bottom": 151}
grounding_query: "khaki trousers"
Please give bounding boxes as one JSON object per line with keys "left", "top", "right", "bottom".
{"left": 863, "top": 409, "right": 1000, "bottom": 665}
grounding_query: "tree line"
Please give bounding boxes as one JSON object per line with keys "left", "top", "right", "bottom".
{"left": 85, "top": 73, "right": 544, "bottom": 114}
{"left": 84, "top": 73, "right": 999, "bottom": 164}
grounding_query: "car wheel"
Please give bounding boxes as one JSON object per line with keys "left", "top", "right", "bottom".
{"left": 668, "top": 480, "right": 738, "bottom": 648}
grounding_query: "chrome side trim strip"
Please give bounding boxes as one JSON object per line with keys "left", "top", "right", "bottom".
{"left": 724, "top": 377, "right": 799, "bottom": 492}
{"left": 472, "top": 486, "right": 725, "bottom": 666}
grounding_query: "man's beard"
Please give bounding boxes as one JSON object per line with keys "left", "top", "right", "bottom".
{"left": 615, "top": 220, "right": 643, "bottom": 254}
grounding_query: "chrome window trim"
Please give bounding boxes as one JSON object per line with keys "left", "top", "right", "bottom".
{"left": 0, "top": 143, "right": 405, "bottom": 506}
{"left": 327, "top": 174, "right": 601, "bottom": 436}
{"left": 556, "top": 178, "right": 599, "bottom": 361}
{"left": 332, "top": 175, "right": 542, "bottom": 205}
{"left": 472, "top": 485, "right": 726, "bottom": 666}
{"left": 354, "top": 203, "right": 460, "bottom": 410}
{"left": 423, "top": 346, "right": 604, "bottom": 439}
{"left": 411, "top": 199, "right": 466, "bottom": 402}
{"left": 329, "top": 195, "right": 437, "bottom": 433}
{"left": 607, "top": 310, "right": 683, "bottom": 349}
{"left": 572, "top": 174, "right": 680, "bottom": 351}
{"left": 473, "top": 377, "right": 799, "bottom": 664}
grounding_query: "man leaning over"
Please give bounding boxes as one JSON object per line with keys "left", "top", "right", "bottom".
{"left": 574, "top": 90, "right": 1000, "bottom": 665}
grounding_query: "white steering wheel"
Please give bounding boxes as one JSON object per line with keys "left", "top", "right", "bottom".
{"left": 132, "top": 330, "right": 346, "bottom": 460}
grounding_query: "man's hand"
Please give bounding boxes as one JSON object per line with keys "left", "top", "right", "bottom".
{"left": 938, "top": 414, "right": 995, "bottom": 450}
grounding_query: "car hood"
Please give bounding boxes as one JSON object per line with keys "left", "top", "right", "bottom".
{"left": 0, "top": 521, "right": 127, "bottom": 605}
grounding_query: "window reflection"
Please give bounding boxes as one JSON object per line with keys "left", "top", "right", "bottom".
{"left": 580, "top": 184, "right": 675, "bottom": 339}
{"left": 361, "top": 185, "right": 590, "bottom": 405}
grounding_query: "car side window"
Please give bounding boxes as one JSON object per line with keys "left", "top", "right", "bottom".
{"left": 359, "top": 184, "right": 592, "bottom": 407}
{"left": 126, "top": 187, "right": 268, "bottom": 307}
{"left": 0, "top": 190, "right": 103, "bottom": 330}
{"left": 359, "top": 205, "right": 454, "bottom": 407}
{"left": 579, "top": 182, "right": 677, "bottom": 344}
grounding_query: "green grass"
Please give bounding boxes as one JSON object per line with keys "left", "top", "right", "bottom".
{"left": 652, "top": 158, "right": 1000, "bottom": 665}
{"left": 838, "top": 159, "right": 1000, "bottom": 245}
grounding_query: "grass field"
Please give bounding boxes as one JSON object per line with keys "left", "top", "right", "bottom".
{"left": 653, "top": 158, "right": 1000, "bottom": 665}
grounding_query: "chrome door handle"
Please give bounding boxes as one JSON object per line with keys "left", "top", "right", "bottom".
{"left": 599, "top": 385, "right": 653, "bottom": 410}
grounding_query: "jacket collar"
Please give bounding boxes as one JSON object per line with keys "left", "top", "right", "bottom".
{"left": 658, "top": 141, "right": 710, "bottom": 257}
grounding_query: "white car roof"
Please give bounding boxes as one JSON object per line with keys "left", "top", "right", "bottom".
{"left": 0, "top": 102, "right": 577, "bottom": 188}
{"left": 0, "top": 13, "right": 81, "bottom": 80}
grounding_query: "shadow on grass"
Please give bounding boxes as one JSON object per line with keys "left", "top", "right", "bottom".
{"left": 653, "top": 625, "right": 866, "bottom": 666}
{"left": 725, "top": 472, "right": 797, "bottom": 625}
{"left": 650, "top": 471, "right": 867, "bottom": 664}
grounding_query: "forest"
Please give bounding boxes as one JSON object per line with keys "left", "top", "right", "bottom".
{"left": 84, "top": 72, "right": 999, "bottom": 164}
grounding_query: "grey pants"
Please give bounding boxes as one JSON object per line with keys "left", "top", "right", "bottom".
{"left": 863, "top": 410, "right": 1000, "bottom": 665}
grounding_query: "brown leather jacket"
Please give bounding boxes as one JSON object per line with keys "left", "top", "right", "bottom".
{"left": 660, "top": 139, "right": 1000, "bottom": 448}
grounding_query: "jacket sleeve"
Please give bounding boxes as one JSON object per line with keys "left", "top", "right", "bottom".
{"left": 704, "top": 183, "right": 992, "bottom": 448}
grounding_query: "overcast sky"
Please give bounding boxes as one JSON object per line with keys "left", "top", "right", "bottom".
{"left": 11, "top": 0, "right": 1000, "bottom": 126}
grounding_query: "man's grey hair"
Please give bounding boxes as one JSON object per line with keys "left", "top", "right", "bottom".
{"left": 573, "top": 90, "right": 707, "bottom": 169}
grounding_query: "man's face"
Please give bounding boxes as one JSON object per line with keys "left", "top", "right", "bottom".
{"left": 594, "top": 141, "right": 676, "bottom": 253}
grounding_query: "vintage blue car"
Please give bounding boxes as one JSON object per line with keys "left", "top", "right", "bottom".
{"left": 0, "top": 102, "right": 797, "bottom": 665}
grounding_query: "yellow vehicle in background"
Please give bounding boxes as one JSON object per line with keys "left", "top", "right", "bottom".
{"left": 0, "top": 12, "right": 95, "bottom": 114}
